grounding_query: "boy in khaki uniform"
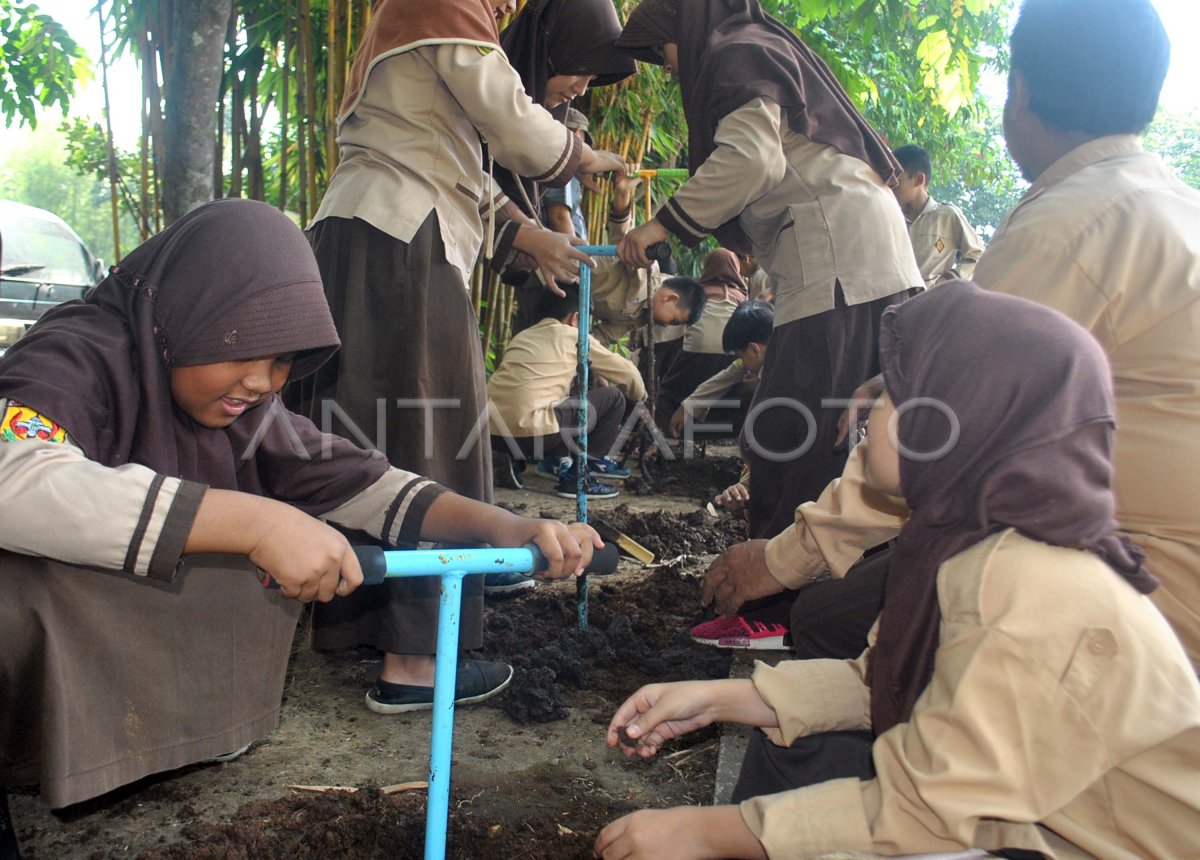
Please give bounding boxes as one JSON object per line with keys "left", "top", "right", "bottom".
{"left": 891, "top": 144, "right": 985, "bottom": 287}
{"left": 488, "top": 285, "right": 647, "bottom": 498}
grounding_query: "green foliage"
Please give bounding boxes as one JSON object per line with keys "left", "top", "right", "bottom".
{"left": 0, "top": 123, "right": 138, "bottom": 261}
{"left": 761, "top": 0, "right": 1014, "bottom": 192}
{"left": 1145, "top": 108, "right": 1200, "bottom": 191}
{"left": 60, "top": 117, "right": 153, "bottom": 240}
{"left": 0, "top": 0, "right": 86, "bottom": 128}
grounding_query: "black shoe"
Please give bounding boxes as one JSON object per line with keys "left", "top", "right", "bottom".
{"left": 493, "top": 450, "right": 525, "bottom": 490}
{"left": 364, "top": 660, "right": 514, "bottom": 714}
{"left": 483, "top": 571, "right": 537, "bottom": 598}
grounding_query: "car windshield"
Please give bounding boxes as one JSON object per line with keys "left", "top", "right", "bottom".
{"left": 1, "top": 216, "right": 95, "bottom": 286}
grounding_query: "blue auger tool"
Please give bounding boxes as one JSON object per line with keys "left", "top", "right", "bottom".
{"left": 353, "top": 541, "right": 619, "bottom": 860}
{"left": 574, "top": 243, "right": 670, "bottom": 630}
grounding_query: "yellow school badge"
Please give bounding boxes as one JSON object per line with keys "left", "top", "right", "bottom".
{"left": 1, "top": 402, "right": 69, "bottom": 444}
{"left": 936, "top": 238, "right": 946, "bottom": 253}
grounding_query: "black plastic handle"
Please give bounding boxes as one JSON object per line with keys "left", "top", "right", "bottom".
{"left": 525, "top": 540, "right": 620, "bottom": 577}
{"left": 645, "top": 242, "right": 673, "bottom": 267}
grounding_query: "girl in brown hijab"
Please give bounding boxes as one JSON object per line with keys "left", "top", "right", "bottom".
{"left": 493, "top": 0, "right": 636, "bottom": 218}
{"left": 595, "top": 283, "right": 1199, "bottom": 860}
{"left": 615, "top": 0, "right": 922, "bottom": 550}
{"left": 290, "top": 0, "right": 623, "bottom": 714}
{"left": 0, "top": 200, "right": 596, "bottom": 823}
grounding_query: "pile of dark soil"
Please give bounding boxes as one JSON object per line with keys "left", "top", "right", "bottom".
{"left": 645, "top": 452, "right": 742, "bottom": 503}
{"left": 482, "top": 562, "right": 731, "bottom": 723}
{"left": 138, "top": 774, "right": 631, "bottom": 860}
{"left": 597, "top": 504, "right": 747, "bottom": 559}
{"left": 135, "top": 561, "right": 730, "bottom": 860}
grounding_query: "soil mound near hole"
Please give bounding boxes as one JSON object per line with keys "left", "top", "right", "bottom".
{"left": 483, "top": 563, "right": 732, "bottom": 724}
{"left": 598, "top": 504, "right": 747, "bottom": 558}
{"left": 138, "top": 782, "right": 622, "bottom": 860}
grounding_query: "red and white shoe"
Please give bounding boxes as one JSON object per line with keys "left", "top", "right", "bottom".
{"left": 690, "top": 616, "right": 788, "bottom": 650}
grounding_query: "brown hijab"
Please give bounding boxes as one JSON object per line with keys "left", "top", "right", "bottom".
{"left": 0, "top": 198, "right": 389, "bottom": 514}
{"left": 868, "top": 282, "right": 1157, "bottom": 734}
{"left": 339, "top": 0, "right": 502, "bottom": 123}
{"left": 698, "top": 248, "right": 748, "bottom": 302}
{"left": 616, "top": 0, "right": 900, "bottom": 251}
{"left": 494, "top": 0, "right": 636, "bottom": 216}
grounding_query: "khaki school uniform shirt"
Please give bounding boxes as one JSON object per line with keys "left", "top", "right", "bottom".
{"left": 681, "top": 359, "right": 754, "bottom": 421}
{"left": 590, "top": 211, "right": 662, "bottom": 346}
{"left": 655, "top": 97, "right": 922, "bottom": 328}
{"left": 311, "top": 44, "right": 581, "bottom": 285}
{"left": 974, "top": 135, "right": 1200, "bottom": 667}
{"left": 487, "top": 319, "right": 646, "bottom": 438}
{"left": 743, "top": 529, "right": 1200, "bottom": 860}
{"left": 0, "top": 398, "right": 446, "bottom": 580}
{"left": 907, "top": 195, "right": 984, "bottom": 287}
{"left": 767, "top": 136, "right": 1200, "bottom": 669}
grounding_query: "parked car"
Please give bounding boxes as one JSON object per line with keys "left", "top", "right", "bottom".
{"left": 0, "top": 200, "right": 105, "bottom": 355}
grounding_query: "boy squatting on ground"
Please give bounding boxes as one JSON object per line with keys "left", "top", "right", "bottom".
{"left": 891, "top": 143, "right": 985, "bottom": 288}
{"left": 667, "top": 298, "right": 774, "bottom": 443}
{"left": 654, "top": 248, "right": 750, "bottom": 424}
{"left": 487, "top": 285, "right": 647, "bottom": 500}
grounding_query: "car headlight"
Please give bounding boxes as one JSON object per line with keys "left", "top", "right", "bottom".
{"left": 0, "top": 321, "right": 27, "bottom": 348}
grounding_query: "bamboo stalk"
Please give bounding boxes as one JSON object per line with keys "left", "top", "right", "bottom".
{"left": 280, "top": 0, "right": 291, "bottom": 211}
{"left": 96, "top": 0, "right": 122, "bottom": 260}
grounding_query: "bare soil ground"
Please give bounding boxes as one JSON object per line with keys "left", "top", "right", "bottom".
{"left": 11, "top": 449, "right": 749, "bottom": 859}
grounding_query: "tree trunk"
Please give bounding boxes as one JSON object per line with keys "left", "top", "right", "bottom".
{"left": 161, "top": 0, "right": 233, "bottom": 224}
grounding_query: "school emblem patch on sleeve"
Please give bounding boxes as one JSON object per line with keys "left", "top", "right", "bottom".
{"left": 1, "top": 402, "right": 69, "bottom": 444}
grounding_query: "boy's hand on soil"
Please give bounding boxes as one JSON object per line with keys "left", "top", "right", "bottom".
{"left": 714, "top": 482, "right": 749, "bottom": 511}
{"left": 249, "top": 507, "right": 363, "bottom": 603}
{"left": 595, "top": 807, "right": 766, "bottom": 860}
{"left": 701, "top": 540, "right": 781, "bottom": 617}
{"left": 512, "top": 226, "right": 594, "bottom": 295}
{"left": 668, "top": 407, "right": 686, "bottom": 438}
{"left": 617, "top": 219, "right": 670, "bottom": 268}
{"left": 607, "top": 682, "right": 715, "bottom": 758}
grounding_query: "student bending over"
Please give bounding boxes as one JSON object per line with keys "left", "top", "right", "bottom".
{"left": 596, "top": 283, "right": 1200, "bottom": 860}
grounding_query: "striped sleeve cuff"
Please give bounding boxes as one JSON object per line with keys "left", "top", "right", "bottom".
{"left": 530, "top": 129, "right": 583, "bottom": 188}
{"left": 382, "top": 479, "right": 450, "bottom": 550}
{"left": 489, "top": 219, "right": 523, "bottom": 272}
{"left": 131, "top": 478, "right": 207, "bottom": 582}
{"left": 657, "top": 196, "right": 712, "bottom": 247}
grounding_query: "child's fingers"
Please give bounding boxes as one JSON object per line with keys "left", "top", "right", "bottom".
{"left": 536, "top": 531, "right": 567, "bottom": 580}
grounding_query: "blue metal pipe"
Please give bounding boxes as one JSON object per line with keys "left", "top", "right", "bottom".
{"left": 574, "top": 244, "right": 618, "bottom": 631}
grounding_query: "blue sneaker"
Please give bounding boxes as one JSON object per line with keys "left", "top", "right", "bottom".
{"left": 555, "top": 471, "right": 620, "bottom": 500}
{"left": 536, "top": 457, "right": 571, "bottom": 479}
{"left": 587, "top": 456, "right": 631, "bottom": 480}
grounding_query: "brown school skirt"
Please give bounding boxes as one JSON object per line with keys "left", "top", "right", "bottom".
{"left": 0, "top": 553, "right": 300, "bottom": 808}
{"left": 286, "top": 214, "right": 487, "bottom": 655}
{"left": 743, "top": 286, "right": 912, "bottom": 539}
